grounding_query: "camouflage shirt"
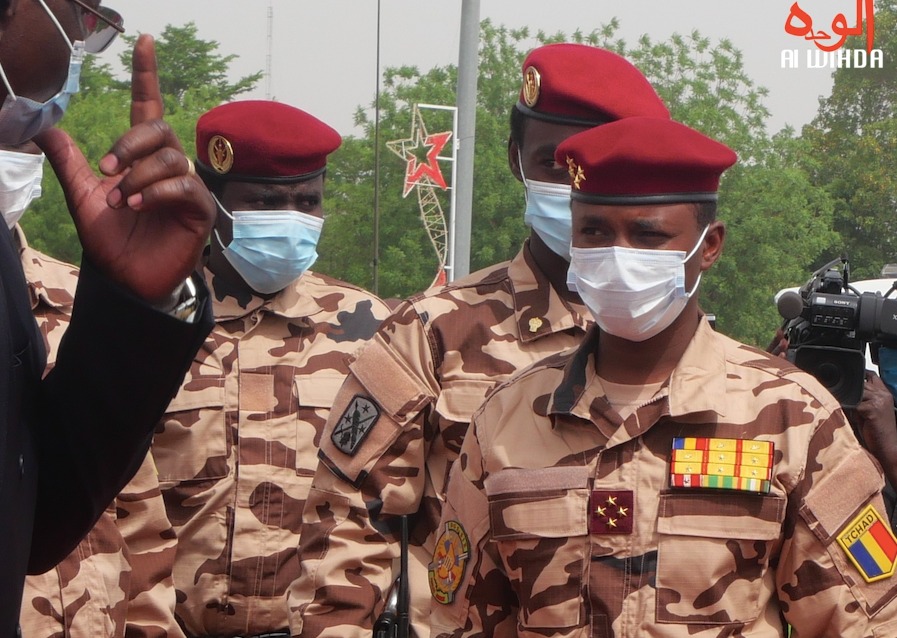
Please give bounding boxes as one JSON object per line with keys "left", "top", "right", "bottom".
{"left": 431, "top": 320, "right": 897, "bottom": 638}
{"left": 291, "top": 243, "right": 590, "bottom": 638}
{"left": 17, "top": 226, "right": 183, "bottom": 638}
{"left": 154, "top": 268, "right": 388, "bottom": 637}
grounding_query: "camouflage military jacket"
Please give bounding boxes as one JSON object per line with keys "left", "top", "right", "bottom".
{"left": 154, "top": 268, "right": 388, "bottom": 637}
{"left": 431, "top": 320, "right": 897, "bottom": 638}
{"left": 291, "top": 243, "right": 590, "bottom": 638}
{"left": 17, "top": 227, "right": 183, "bottom": 638}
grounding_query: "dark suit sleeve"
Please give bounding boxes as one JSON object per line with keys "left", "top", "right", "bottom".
{"left": 27, "top": 258, "right": 213, "bottom": 574}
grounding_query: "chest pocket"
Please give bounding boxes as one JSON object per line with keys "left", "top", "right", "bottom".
{"left": 486, "top": 467, "right": 591, "bottom": 632}
{"left": 294, "top": 372, "right": 344, "bottom": 479}
{"left": 431, "top": 379, "right": 496, "bottom": 497}
{"left": 655, "top": 491, "right": 785, "bottom": 625}
{"left": 154, "top": 383, "right": 227, "bottom": 484}
{"left": 434, "top": 379, "right": 495, "bottom": 424}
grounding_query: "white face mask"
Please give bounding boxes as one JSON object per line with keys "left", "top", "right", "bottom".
{"left": 0, "top": 0, "right": 85, "bottom": 146}
{"left": 0, "top": 149, "right": 44, "bottom": 229}
{"left": 568, "top": 225, "right": 709, "bottom": 342}
{"left": 519, "top": 150, "right": 573, "bottom": 261}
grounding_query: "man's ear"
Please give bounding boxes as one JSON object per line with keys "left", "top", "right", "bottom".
{"left": 507, "top": 137, "right": 523, "bottom": 183}
{"left": 700, "top": 220, "right": 726, "bottom": 271}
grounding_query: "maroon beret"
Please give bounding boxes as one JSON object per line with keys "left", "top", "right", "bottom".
{"left": 195, "top": 100, "right": 342, "bottom": 183}
{"left": 516, "top": 43, "right": 669, "bottom": 126}
{"left": 556, "top": 117, "right": 737, "bottom": 205}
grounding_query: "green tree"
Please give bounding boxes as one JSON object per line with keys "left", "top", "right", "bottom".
{"left": 321, "top": 20, "right": 834, "bottom": 345}
{"left": 24, "top": 24, "right": 261, "bottom": 263}
{"left": 118, "top": 23, "right": 261, "bottom": 114}
{"left": 319, "top": 21, "right": 533, "bottom": 298}
{"left": 801, "top": 0, "right": 897, "bottom": 278}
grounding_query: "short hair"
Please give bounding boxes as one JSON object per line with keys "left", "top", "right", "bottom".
{"left": 509, "top": 106, "right": 527, "bottom": 148}
{"left": 694, "top": 201, "right": 717, "bottom": 227}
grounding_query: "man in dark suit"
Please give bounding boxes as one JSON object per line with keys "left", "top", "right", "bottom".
{"left": 0, "top": 1, "right": 216, "bottom": 633}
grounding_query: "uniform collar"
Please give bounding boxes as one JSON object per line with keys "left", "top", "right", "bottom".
{"left": 548, "top": 317, "right": 727, "bottom": 429}
{"left": 206, "top": 265, "right": 325, "bottom": 323}
{"left": 14, "top": 224, "right": 77, "bottom": 312}
{"left": 508, "top": 239, "right": 590, "bottom": 343}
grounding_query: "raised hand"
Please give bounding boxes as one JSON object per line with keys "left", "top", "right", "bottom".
{"left": 34, "top": 34, "right": 213, "bottom": 305}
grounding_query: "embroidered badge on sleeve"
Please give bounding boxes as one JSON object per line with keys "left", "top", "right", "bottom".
{"left": 429, "top": 520, "right": 471, "bottom": 605}
{"left": 331, "top": 395, "right": 381, "bottom": 456}
{"left": 837, "top": 504, "right": 897, "bottom": 583}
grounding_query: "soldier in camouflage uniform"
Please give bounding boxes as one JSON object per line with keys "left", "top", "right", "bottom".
{"left": 430, "top": 118, "right": 897, "bottom": 637}
{"left": 2, "top": 144, "right": 183, "bottom": 638}
{"left": 290, "top": 45, "right": 670, "bottom": 638}
{"left": 152, "top": 101, "right": 389, "bottom": 638}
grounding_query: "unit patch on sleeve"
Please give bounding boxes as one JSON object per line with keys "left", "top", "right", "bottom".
{"left": 836, "top": 503, "right": 897, "bottom": 583}
{"left": 670, "top": 436, "right": 774, "bottom": 494}
{"left": 429, "top": 520, "right": 471, "bottom": 605}
{"left": 331, "top": 395, "right": 381, "bottom": 456}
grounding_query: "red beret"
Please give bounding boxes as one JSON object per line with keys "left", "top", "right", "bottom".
{"left": 516, "top": 43, "right": 669, "bottom": 126}
{"left": 195, "top": 100, "right": 342, "bottom": 183}
{"left": 556, "top": 117, "right": 737, "bottom": 205}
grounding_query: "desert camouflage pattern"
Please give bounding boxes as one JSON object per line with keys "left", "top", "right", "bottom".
{"left": 291, "top": 242, "right": 590, "bottom": 638}
{"left": 16, "top": 226, "right": 183, "bottom": 638}
{"left": 431, "top": 319, "right": 897, "bottom": 638}
{"left": 154, "top": 267, "right": 388, "bottom": 637}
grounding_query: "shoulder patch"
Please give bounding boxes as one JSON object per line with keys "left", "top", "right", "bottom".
{"left": 429, "top": 520, "right": 471, "bottom": 605}
{"left": 837, "top": 504, "right": 897, "bottom": 583}
{"left": 330, "top": 395, "right": 381, "bottom": 455}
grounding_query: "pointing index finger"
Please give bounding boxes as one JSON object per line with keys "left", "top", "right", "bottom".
{"left": 130, "top": 34, "right": 163, "bottom": 126}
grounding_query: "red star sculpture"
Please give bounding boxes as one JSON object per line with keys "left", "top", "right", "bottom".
{"left": 387, "top": 109, "right": 452, "bottom": 197}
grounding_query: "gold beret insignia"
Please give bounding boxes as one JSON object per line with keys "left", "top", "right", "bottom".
{"left": 209, "top": 135, "right": 234, "bottom": 174}
{"left": 522, "top": 66, "right": 541, "bottom": 108}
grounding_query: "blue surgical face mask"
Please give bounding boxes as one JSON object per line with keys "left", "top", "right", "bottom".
{"left": 0, "top": 0, "right": 85, "bottom": 146}
{"left": 519, "top": 151, "right": 573, "bottom": 261}
{"left": 214, "top": 196, "right": 324, "bottom": 295}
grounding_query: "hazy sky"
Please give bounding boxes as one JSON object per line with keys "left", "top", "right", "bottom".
{"left": 105, "top": 1, "right": 874, "bottom": 136}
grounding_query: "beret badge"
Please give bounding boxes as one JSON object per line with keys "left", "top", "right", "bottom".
{"left": 209, "top": 135, "right": 235, "bottom": 175}
{"left": 522, "top": 66, "right": 541, "bottom": 108}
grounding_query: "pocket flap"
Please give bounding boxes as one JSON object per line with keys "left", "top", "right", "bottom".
{"left": 801, "top": 448, "right": 883, "bottom": 542}
{"left": 658, "top": 492, "right": 785, "bottom": 540}
{"left": 294, "top": 372, "right": 345, "bottom": 408}
{"left": 165, "top": 382, "right": 224, "bottom": 413}
{"left": 487, "top": 468, "right": 591, "bottom": 540}
{"left": 434, "top": 379, "right": 497, "bottom": 422}
{"left": 349, "top": 334, "right": 432, "bottom": 424}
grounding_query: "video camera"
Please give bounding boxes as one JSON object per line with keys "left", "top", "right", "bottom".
{"left": 777, "top": 256, "right": 897, "bottom": 408}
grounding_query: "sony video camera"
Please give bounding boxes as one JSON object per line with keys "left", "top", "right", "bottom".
{"left": 777, "top": 257, "right": 897, "bottom": 408}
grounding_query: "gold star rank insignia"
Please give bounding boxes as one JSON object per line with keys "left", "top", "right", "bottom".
{"left": 589, "top": 490, "right": 633, "bottom": 535}
{"left": 566, "top": 156, "right": 586, "bottom": 189}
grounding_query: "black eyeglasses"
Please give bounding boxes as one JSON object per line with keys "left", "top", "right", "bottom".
{"left": 68, "top": 0, "right": 124, "bottom": 53}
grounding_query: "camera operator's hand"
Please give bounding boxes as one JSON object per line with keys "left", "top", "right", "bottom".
{"left": 766, "top": 328, "right": 789, "bottom": 359}
{"left": 854, "top": 372, "right": 897, "bottom": 488}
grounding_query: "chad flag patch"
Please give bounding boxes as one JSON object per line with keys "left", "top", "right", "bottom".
{"left": 837, "top": 504, "right": 897, "bottom": 583}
